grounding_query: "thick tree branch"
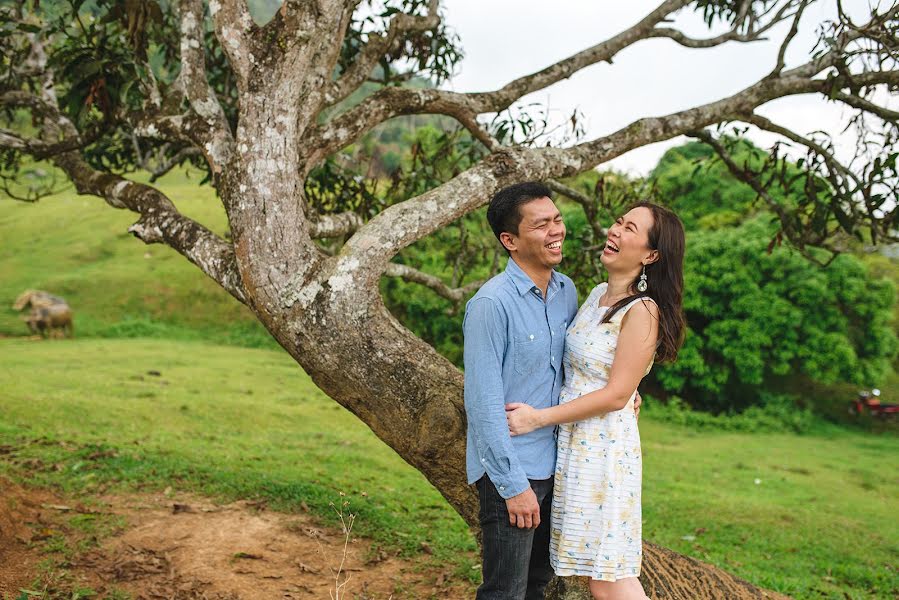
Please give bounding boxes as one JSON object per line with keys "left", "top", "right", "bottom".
{"left": 306, "top": 88, "right": 494, "bottom": 167}
{"left": 130, "top": 109, "right": 232, "bottom": 181}
{"left": 53, "top": 150, "right": 246, "bottom": 303}
{"left": 173, "top": 0, "right": 235, "bottom": 177}
{"left": 309, "top": 211, "right": 364, "bottom": 238}
{"left": 177, "top": 0, "right": 228, "bottom": 123}
{"left": 208, "top": 0, "right": 253, "bottom": 90}
{"left": 571, "top": 67, "right": 899, "bottom": 165}
{"left": 384, "top": 263, "right": 481, "bottom": 303}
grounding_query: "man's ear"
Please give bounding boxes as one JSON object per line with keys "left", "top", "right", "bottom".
{"left": 643, "top": 249, "right": 660, "bottom": 266}
{"left": 500, "top": 232, "right": 517, "bottom": 253}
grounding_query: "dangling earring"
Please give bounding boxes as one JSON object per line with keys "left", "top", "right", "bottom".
{"left": 637, "top": 264, "right": 648, "bottom": 292}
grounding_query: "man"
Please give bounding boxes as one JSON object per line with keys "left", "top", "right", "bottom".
{"left": 464, "top": 182, "right": 578, "bottom": 599}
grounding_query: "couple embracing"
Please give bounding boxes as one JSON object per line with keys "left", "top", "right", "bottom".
{"left": 464, "top": 182, "right": 686, "bottom": 600}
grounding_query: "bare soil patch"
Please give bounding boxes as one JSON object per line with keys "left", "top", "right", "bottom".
{"left": 0, "top": 477, "right": 475, "bottom": 599}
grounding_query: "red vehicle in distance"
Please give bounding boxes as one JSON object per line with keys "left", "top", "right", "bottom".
{"left": 849, "top": 389, "right": 899, "bottom": 418}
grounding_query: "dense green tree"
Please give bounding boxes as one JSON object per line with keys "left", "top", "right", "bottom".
{"left": 654, "top": 216, "right": 897, "bottom": 411}
{"left": 651, "top": 141, "right": 759, "bottom": 229}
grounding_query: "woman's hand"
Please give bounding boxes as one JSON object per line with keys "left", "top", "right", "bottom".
{"left": 505, "top": 403, "right": 543, "bottom": 436}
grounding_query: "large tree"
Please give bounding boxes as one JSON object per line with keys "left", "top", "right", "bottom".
{"left": 2, "top": 0, "right": 897, "bottom": 596}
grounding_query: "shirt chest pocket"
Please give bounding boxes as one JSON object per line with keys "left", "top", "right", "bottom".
{"left": 513, "top": 332, "right": 550, "bottom": 376}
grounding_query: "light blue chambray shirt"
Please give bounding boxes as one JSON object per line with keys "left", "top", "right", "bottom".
{"left": 463, "top": 257, "right": 579, "bottom": 499}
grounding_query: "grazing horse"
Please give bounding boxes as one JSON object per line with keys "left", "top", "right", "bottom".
{"left": 13, "top": 290, "right": 73, "bottom": 338}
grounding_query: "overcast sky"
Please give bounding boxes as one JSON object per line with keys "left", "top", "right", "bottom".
{"left": 437, "top": 0, "right": 893, "bottom": 176}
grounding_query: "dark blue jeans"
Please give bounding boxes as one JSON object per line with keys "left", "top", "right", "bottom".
{"left": 476, "top": 475, "right": 554, "bottom": 600}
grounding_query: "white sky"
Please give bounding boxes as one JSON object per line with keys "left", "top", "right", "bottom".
{"left": 438, "top": 0, "right": 895, "bottom": 176}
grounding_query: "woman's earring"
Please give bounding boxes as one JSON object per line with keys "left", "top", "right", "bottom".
{"left": 637, "top": 265, "right": 648, "bottom": 292}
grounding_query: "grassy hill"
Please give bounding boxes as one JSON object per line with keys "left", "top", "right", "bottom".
{"left": 0, "top": 170, "right": 272, "bottom": 347}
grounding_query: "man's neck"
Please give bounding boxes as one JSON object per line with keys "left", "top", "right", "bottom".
{"left": 512, "top": 256, "right": 552, "bottom": 298}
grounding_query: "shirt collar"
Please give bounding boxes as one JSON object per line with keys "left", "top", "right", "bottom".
{"left": 505, "top": 257, "right": 565, "bottom": 297}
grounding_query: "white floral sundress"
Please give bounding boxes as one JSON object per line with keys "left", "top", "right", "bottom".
{"left": 550, "top": 282, "right": 655, "bottom": 581}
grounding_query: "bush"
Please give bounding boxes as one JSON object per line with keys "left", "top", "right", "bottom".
{"left": 645, "top": 393, "right": 822, "bottom": 434}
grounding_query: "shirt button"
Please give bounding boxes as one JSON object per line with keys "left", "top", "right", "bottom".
{"left": 481, "top": 458, "right": 486, "bottom": 463}
{"left": 529, "top": 334, "right": 534, "bottom": 340}
{"left": 499, "top": 486, "right": 505, "bottom": 491}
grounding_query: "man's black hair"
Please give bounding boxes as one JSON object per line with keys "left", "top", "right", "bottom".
{"left": 486, "top": 182, "right": 553, "bottom": 244}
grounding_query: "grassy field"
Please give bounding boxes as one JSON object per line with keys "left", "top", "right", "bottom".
{"left": 1, "top": 337, "right": 897, "bottom": 599}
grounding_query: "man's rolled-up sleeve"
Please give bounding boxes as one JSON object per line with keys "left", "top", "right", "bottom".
{"left": 463, "top": 297, "right": 530, "bottom": 499}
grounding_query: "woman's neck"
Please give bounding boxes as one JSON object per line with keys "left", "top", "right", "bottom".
{"left": 603, "top": 271, "right": 639, "bottom": 305}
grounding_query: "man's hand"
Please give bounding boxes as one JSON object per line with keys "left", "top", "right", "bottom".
{"left": 505, "top": 487, "right": 540, "bottom": 529}
{"left": 634, "top": 390, "right": 642, "bottom": 420}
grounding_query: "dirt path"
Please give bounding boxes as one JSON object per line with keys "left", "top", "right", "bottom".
{"left": 0, "top": 477, "right": 475, "bottom": 599}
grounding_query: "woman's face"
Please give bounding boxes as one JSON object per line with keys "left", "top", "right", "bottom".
{"left": 600, "top": 206, "right": 656, "bottom": 272}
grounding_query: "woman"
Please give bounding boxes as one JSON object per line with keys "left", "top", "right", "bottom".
{"left": 506, "top": 202, "right": 686, "bottom": 600}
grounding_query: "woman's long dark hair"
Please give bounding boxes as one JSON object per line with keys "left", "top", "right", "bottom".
{"left": 600, "top": 202, "right": 686, "bottom": 363}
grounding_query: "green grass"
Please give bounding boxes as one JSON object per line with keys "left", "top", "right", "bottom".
{"left": 640, "top": 418, "right": 898, "bottom": 598}
{"left": 1, "top": 338, "right": 896, "bottom": 599}
{"left": 0, "top": 337, "right": 477, "bottom": 568}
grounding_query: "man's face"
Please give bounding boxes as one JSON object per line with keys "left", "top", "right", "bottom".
{"left": 503, "top": 196, "right": 566, "bottom": 270}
